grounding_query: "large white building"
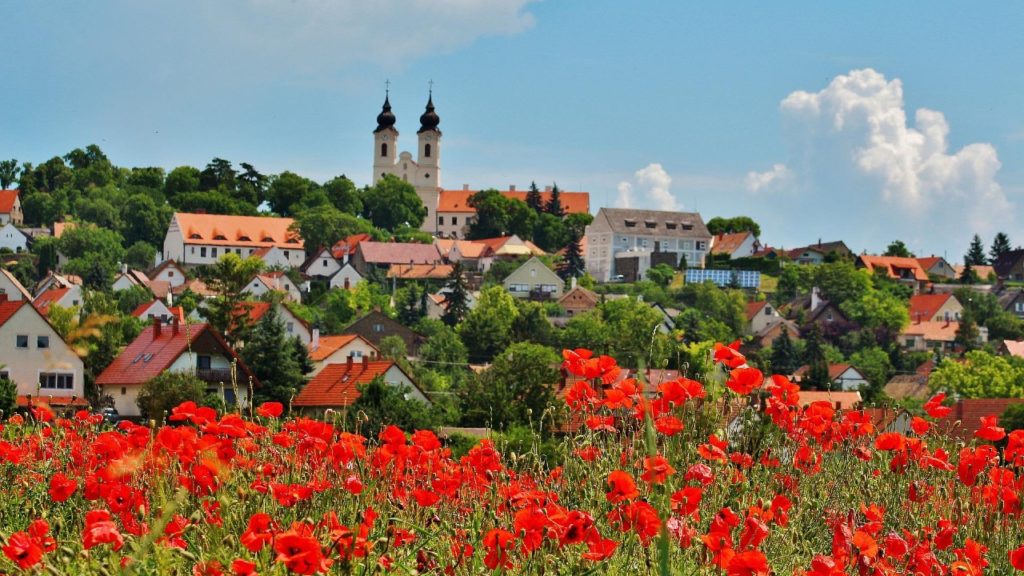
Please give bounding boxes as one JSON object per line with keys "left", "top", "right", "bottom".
{"left": 162, "top": 212, "right": 305, "bottom": 268}
{"left": 585, "top": 208, "right": 711, "bottom": 282}
{"left": 372, "top": 92, "right": 442, "bottom": 235}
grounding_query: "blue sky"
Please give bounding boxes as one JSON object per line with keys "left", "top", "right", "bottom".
{"left": 3, "top": 1, "right": 1023, "bottom": 260}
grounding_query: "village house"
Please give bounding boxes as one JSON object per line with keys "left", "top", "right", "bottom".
{"left": 293, "top": 356, "right": 429, "bottom": 414}
{"left": 0, "top": 222, "right": 29, "bottom": 253}
{"left": 503, "top": 256, "right": 563, "bottom": 300}
{"left": 34, "top": 271, "right": 81, "bottom": 297}
{"left": 0, "top": 294, "right": 86, "bottom": 410}
{"left": 857, "top": 255, "right": 930, "bottom": 294}
{"left": 130, "top": 300, "right": 184, "bottom": 324}
{"left": 557, "top": 282, "right": 599, "bottom": 317}
{"left": 308, "top": 334, "right": 380, "bottom": 376}
{"left": 900, "top": 318, "right": 987, "bottom": 352}
{"left": 710, "top": 231, "right": 760, "bottom": 260}
{"left": 953, "top": 264, "right": 996, "bottom": 282}
{"left": 0, "top": 269, "right": 32, "bottom": 301}
{"left": 749, "top": 318, "right": 800, "bottom": 350}
{"left": 425, "top": 289, "right": 478, "bottom": 321}
{"left": 435, "top": 238, "right": 494, "bottom": 272}
{"left": 993, "top": 249, "right": 1024, "bottom": 282}
{"left": 111, "top": 266, "right": 153, "bottom": 293}
{"left": 786, "top": 241, "right": 852, "bottom": 264}
{"left": 243, "top": 271, "right": 302, "bottom": 303}
{"left": 148, "top": 260, "right": 187, "bottom": 290}
{"left": 794, "top": 364, "right": 869, "bottom": 392}
{"left": 350, "top": 241, "right": 442, "bottom": 277}
{"left": 0, "top": 190, "right": 23, "bottom": 225}
{"left": 387, "top": 263, "right": 454, "bottom": 283}
{"left": 585, "top": 208, "right": 711, "bottom": 282}
{"left": 96, "top": 318, "right": 257, "bottom": 417}
{"left": 745, "top": 301, "right": 781, "bottom": 335}
{"left": 908, "top": 293, "right": 963, "bottom": 323}
{"left": 998, "top": 288, "right": 1024, "bottom": 320}
{"left": 916, "top": 256, "right": 957, "bottom": 280}
{"left": 238, "top": 301, "right": 312, "bottom": 346}
{"left": 162, "top": 212, "right": 305, "bottom": 268}
{"left": 473, "top": 235, "right": 545, "bottom": 260}
{"left": 34, "top": 284, "right": 83, "bottom": 315}
{"left": 300, "top": 247, "right": 342, "bottom": 279}
{"left": 784, "top": 288, "right": 851, "bottom": 334}
{"left": 345, "top": 310, "right": 424, "bottom": 354}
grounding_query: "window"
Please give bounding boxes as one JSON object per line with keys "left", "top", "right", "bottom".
{"left": 424, "top": 143, "right": 432, "bottom": 158}
{"left": 200, "top": 247, "right": 207, "bottom": 258}
{"left": 765, "top": 306, "right": 773, "bottom": 316}
{"left": 39, "top": 372, "right": 73, "bottom": 390}
{"left": 826, "top": 311, "right": 834, "bottom": 322}
{"left": 16, "top": 335, "right": 27, "bottom": 349}
{"left": 168, "top": 271, "right": 174, "bottom": 277}
{"left": 197, "top": 355, "right": 212, "bottom": 370}
{"left": 350, "top": 350, "right": 363, "bottom": 358}
{"left": 645, "top": 221, "right": 657, "bottom": 229}
{"left": 696, "top": 241, "right": 707, "bottom": 251}
{"left": 381, "top": 143, "right": 388, "bottom": 157}
{"left": 452, "top": 217, "right": 458, "bottom": 225}
{"left": 212, "top": 247, "right": 218, "bottom": 258}
{"left": 540, "top": 284, "right": 558, "bottom": 293}
{"left": 121, "top": 387, "right": 127, "bottom": 396}
{"left": 1016, "top": 302, "right": 1024, "bottom": 313}
{"left": 624, "top": 220, "right": 637, "bottom": 228}
{"left": 0, "top": 371, "right": 8, "bottom": 381}
{"left": 531, "top": 268, "right": 537, "bottom": 277}
{"left": 509, "top": 283, "right": 530, "bottom": 292}
{"left": 37, "top": 336, "right": 49, "bottom": 349}
{"left": 438, "top": 216, "right": 445, "bottom": 225}
{"left": 666, "top": 222, "right": 677, "bottom": 230}
{"left": 373, "top": 323, "right": 384, "bottom": 333}
{"left": 286, "top": 322, "right": 294, "bottom": 333}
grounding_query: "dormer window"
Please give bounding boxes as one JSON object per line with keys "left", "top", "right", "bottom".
{"left": 238, "top": 235, "right": 251, "bottom": 241}
{"left": 214, "top": 234, "right": 227, "bottom": 240}
{"left": 624, "top": 220, "right": 637, "bottom": 228}
{"left": 666, "top": 222, "right": 677, "bottom": 230}
{"left": 682, "top": 224, "right": 694, "bottom": 231}
{"left": 644, "top": 221, "right": 657, "bottom": 229}
{"left": 189, "top": 233, "right": 202, "bottom": 239}
{"left": 262, "top": 236, "right": 274, "bottom": 242}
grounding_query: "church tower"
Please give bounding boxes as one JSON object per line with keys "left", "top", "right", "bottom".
{"left": 372, "top": 92, "right": 398, "bottom": 185}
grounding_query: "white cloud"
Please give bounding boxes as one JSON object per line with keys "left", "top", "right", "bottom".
{"left": 748, "top": 68, "right": 1012, "bottom": 254}
{"left": 616, "top": 163, "right": 677, "bottom": 211}
{"left": 745, "top": 163, "right": 791, "bottom": 193}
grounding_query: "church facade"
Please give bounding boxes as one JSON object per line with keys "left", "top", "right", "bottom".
{"left": 372, "top": 93, "right": 442, "bottom": 235}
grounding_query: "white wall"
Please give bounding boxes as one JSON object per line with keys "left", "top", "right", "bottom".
{"left": 0, "top": 305, "right": 85, "bottom": 402}
{"left": 0, "top": 223, "right": 28, "bottom": 253}
{"left": 310, "top": 339, "right": 380, "bottom": 375}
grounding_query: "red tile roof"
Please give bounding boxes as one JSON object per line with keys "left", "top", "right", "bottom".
{"left": 953, "top": 264, "right": 996, "bottom": 281}
{"left": 901, "top": 320, "right": 959, "bottom": 342}
{"left": 934, "top": 398, "right": 1024, "bottom": 441}
{"left": 908, "top": 293, "right": 956, "bottom": 322}
{"left": 711, "top": 232, "right": 753, "bottom": 256}
{"left": 916, "top": 257, "right": 945, "bottom": 271}
{"left": 33, "top": 287, "right": 70, "bottom": 315}
{"left": 745, "top": 301, "right": 769, "bottom": 321}
{"left": 797, "top": 390, "right": 862, "bottom": 411}
{"left": 17, "top": 395, "right": 89, "bottom": 408}
{"left": 794, "top": 363, "right": 857, "bottom": 382}
{"left": 331, "top": 234, "right": 372, "bottom": 259}
{"left": 309, "top": 334, "right": 377, "bottom": 362}
{"left": 434, "top": 239, "right": 493, "bottom": 259}
{"left": 96, "top": 322, "right": 255, "bottom": 386}
{"left": 438, "top": 189, "right": 590, "bottom": 215}
{"left": 356, "top": 241, "right": 441, "bottom": 265}
{"left": 858, "top": 255, "right": 929, "bottom": 281}
{"left": 386, "top": 263, "right": 454, "bottom": 280}
{"left": 1003, "top": 340, "right": 1024, "bottom": 358}
{"left": 293, "top": 359, "right": 402, "bottom": 407}
{"left": 0, "top": 190, "right": 19, "bottom": 213}
{"left": 173, "top": 212, "right": 303, "bottom": 249}
{"left": 0, "top": 298, "right": 27, "bottom": 327}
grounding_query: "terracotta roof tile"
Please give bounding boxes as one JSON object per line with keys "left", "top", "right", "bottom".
{"left": 953, "top": 264, "right": 995, "bottom": 280}
{"left": 859, "top": 255, "right": 929, "bottom": 281}
{"left": 386, "top": 263, "right": 454, "bottom": 280}
{"left": 1003, "top": 340, "right": 1024, "bottom": 358}
{"left": 711, "top": 232, "right": 753, "bottom": 256}
{"left": 173, "top": 212, "right": 303, "bottom": 249}
{"left": 797, "top": 390, "right": 862, "bottom": 411}
{"left": 356, "top": 241, "right": 441, "bottom": 265}
{"left": 438, "top": 189, "right": 590, "bottom": 214}
{"left": 17, "top": 395, "right": 89, "bottom": 408}
{"left": 901, "top": 320, "right": 959, "bottom": 342}
{"left": 293, "top": 360, "right": 400, "bottom": 407}
{"left": 908, "top": 293, "right": 956, "bottom": 322}
{"left": 331, "top": 234, "right": 372, "bottom": 259}
{"left": 0, "top": 190, "right": 18, "bottom": 213}
{"left": 0, "top": 298, "right": 26, "bottom": 327}
{"left": 934, "top": 398, "right": 1024, "bottom": 441}
{"left": 309, "top": 334, "right": 369, "bottom": 362}
{"left": 745, "top": 301, "right": 768, "bottom": 321}
{"left": 434, "top": 239, "right": 492, "bottom": 259}
{"left": 33, "top": 287, "right": 70, "bottom": 315}
{"left": 884, "top": 375, "right": 930, "bottom": 400}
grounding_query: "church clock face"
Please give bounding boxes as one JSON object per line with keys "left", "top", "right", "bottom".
{"left": 425, "top": 135, "right": 433, "bottom": 141}
{"left": 382, "top": 135, "right": 390, "bottom": 141}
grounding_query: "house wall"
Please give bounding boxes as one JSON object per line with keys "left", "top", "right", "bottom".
{"left": 503, "top": 259, "right": 563, "bottom": 299}
{"left": 436, "top": 211, "right": 474, "bottom": 239}
{"left": 112, "top": 275, "right": 140, "bottom": 292}
{"left": 0, "top": 274, "right": 28, "bottom": 300}
{"left": 0, "top": 305, "right": 85, "bottom": 402}
{"left": 310, "top": 340, "right": 380, "bottom": 375}
{"left": 585, "top": 225, "right": 709, "bottom": 282}
{"left": 329, "top": 266, "right": 363, "bottom": 290}
{"left": 0, "top": 223, "right": 28, "bottom": 252}
{"left": 749, "top": 304, "right": 780, "bottom": 335}
{"left": 306, "top": 252, "right": 341, "bottom": 278}
{"left": 384, "top": 365, "right": 428, "bottom": 403}
{"left": 152, "top": 265, "right": 186, "bottom": 288}
{"left": 279, "top": 307, "right": 312, "bottom": 346}
{"left": 834, "top": 368, "right": 868, "bottom": 392}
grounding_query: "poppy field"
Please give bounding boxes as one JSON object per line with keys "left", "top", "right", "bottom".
{"left": 2, "top": 343, "right": 1024, "bottom": 575}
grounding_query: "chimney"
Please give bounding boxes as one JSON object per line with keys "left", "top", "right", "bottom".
{"left": 944, "top": 316, "right": 950, "bottom": 328}
{"left": 463, "top": 184, "right": 470, "bottom": 191}
{"left": 817, "top": 238, "right": 822, "bottom": 247}
{"left": 312, "top": 328, "right": 320, "bottom": 351}
{"left": 0, "top": 293, "right": 7, "bottom": 303}
{"left": 545, "top": 186, "right": 552, "bottom": 192}
{"left": 362, "top": 355, "right": 369, "bottom": 367}
{"left": 810, "top": 286, "right": 821, "bottom": 311}
{"left": 347, "top": 355, "right": 353, "bottom": 368}
{"left": 509, "top": 185, "right": 516, "bottom": 192}
{"left": 915, "top": 312, "right": 921, "bottom": 325}
{"left": 121, "top": 262, "right": 128, "bottom": 274}
{"left": 571, "top": 276, "right": 577, "bottom": 289}
{"left": 152, "top": 316, "right": 162, "bottom": 339}
{"left": 172, "top": 316, "right": 179, "bottom": 336}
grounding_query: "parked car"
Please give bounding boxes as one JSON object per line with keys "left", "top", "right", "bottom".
{"left": 98, "top": 407, "right": 119, "bottom": 424}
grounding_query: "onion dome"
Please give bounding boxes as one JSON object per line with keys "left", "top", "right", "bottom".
{"left": 417, "top": 94, "right": 441, "bottom": 134}
{"left": 374, "top": 94, "right": 396, "bottom": 133}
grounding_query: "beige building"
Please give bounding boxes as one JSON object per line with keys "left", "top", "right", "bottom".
{"left": 0, "top": 190, "right": 23, "bottom": 226}
{"left": 0, "top": 295, "right": 86, "bottom": 408}
{"left": 585, "top": 208, "right": 711, "bottom": 283}
{"left": 372, "top": 92, "right": 442, "bottom": 235}
{"left": 503, "top": 256, "right": 564, "bottom": 300}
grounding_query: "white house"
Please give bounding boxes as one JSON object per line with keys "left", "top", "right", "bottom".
{"left": 112, "top": 267, "right": 152, "bottom": 293}
{"left": 243, "top": 272, "right": 302, "bottom": 303}
{"left": 0, "top": 294, "right": 86, "bottom": 409}
{"left": 0, "top": 269, "right": 32, "bottom": 301}
{"left": 0, "top": 222, "right": 29, "bottom": 253}
{"left": 301, "top": 248, "right": 342, "bottom": 279}
{"left": 0, "top": 191, "right": 23, "bottom": 226}
{"left": 293, "top": 356, "right": 429, "bottom": 412}
{"left": 585, "top": 208, "right": 711, "bottom": 283}
{"left": 162, "top": 212, "right": 305, "bottom": 268}
{"left": 130, "top": 300, "right": 184, "bottom": 324}
{"left": 34, "top": 285, "right": 83, "bottom": 315}
{"left": 502, "top": 256, "right": 564, "bottom": 300}
{"left": 745, "top": 301, "right": 781, "bottom": 335}
{"left": 710, "top": 232, "right": 760, "bottom": 260}
{"left": 239, "top": 301, "right": 313, "bottom": 346}
{"left": 308, "top": 334, "right": 380, "bottom": 375}
{"left": 148, "top": 260, "right": 187, "bottom": 289}
{"left": 328, "top": 263, "right": 364, "bottom": 290}
{"left": 96, "top": 319, "right": 257, "bottom": 417}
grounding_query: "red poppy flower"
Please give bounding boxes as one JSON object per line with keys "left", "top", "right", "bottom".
{"left": 910, "top": 416, "right": 931, "bottom": 435}
{"left": 256, "top": 402, "right": 284, "bottom": 418}
{"left": 727, "top": 549, "right": 769, "bottom": 576}
{"left": 482, "top": 528, "right": 515, "bottom": 570}
{"left": 714, "top": 341, "right": 747, "bottom": 368}
{"left": 924, "top": 393, "right": 952, "bottom": 418}
{"left": 654, "top": 415, "right": 684, "bottom": 436}
{"left": 2, "top": 531, "right": 43, "bottom": 570}
{"left": 230, "top": 559, "right": 258, "bottom": 576}
{"left": 48, "top": 472, "right": 78, "bottom": 502}
{"left": 727, "top": 367, "right": 763, "bottom": 395}
{"left": 582, "top": 534, "right": 618, "bottom": 561}
{"left": 975, "top": 415, "right": 1006, "bottom": 442}
{"left": 874, "top": 432, "right": 906, "bottom": 451}
{"left": 641, "top": 455, "right": 676, "bottom": 485}
{"left": 1009, "top": 543, "right": 1024, "bottom": 571}
{"left": 671, "top": 486, "right": 703, "bottom": 517}
{"left": 82, "top": 510, "right": 124, "bottom": 551}
{"left": 241, "top": 513, "right": 277, "bottom": 553}
{"left": 193, "top": 561, "right": 225, "bottom": 576}
{"left": 274, "top": 525, "right": 329, "bottom": 575}
{"left": 605, "top": 470, "right": 640, "bottom": 503}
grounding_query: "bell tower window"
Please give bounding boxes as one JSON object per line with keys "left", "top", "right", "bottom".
{"left": 424, "top": 143, "right": 432, "bottom": 158}
{"left": 381, "top": 143, "right": 388, "bottom": 157}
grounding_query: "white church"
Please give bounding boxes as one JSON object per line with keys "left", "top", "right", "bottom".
{"left": 372, "top": 91, "right": 443, "bottom": 235}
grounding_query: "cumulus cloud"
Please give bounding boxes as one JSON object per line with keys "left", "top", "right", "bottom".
{"left": 616, "top": 163, "right": 677, "bottom": 211}
{"left": 748, "top": 68, "right": 1012, "bottom": 253}
{"left": 745, "top": 163, "right": 792, "bottom": 193}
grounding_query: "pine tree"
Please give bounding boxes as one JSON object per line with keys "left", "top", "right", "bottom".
{"left": 240, "top": 306, "right": 304, "bottom": 404}
{"left": 544, "top": 183, "right": 565, "bottom": 218}
{"left": 803, "top": 324, "right": 831, "bottom": 391}
{"left": 966, "top": 234, "right": 987, "bottom": 265}
{"left": 990, "top": 232, "right": 1012, "bottom": 263}
{"left": 558, "top": 236, "right": 586, "bottom": 281}
{"left": 954, "top": 309, "right": 980, "bottom": 352}
{"left": 960, "top": 259, "right": 977, "bottom": 285}
{"left": 769, "top": 329, "right": 798, "bottom": 376}
{"left": 525, "top": 181, "right": 544, "bottom": 213}
{"left": 441, "top": 262, "right": 470, "bottom": 327}
{"left": 0, "top": 374, "right": 16, "bottom": 417}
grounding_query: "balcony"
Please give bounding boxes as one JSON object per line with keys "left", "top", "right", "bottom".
{"left": 196, "top": 368, "right": 234, "bottom": 383}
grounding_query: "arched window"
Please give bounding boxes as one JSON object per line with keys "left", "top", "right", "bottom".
{"left": 381, "top": 143, "right": 388, "bottom": 157}
{"left": 424, "top": 143, "right": 432, "bottom": 158}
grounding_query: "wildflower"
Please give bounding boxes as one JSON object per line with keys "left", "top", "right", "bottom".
{"left": 48, "top": 472, "right": 78, "bottom": 502}
{"left": 82, "top": 510, "right": 124, "bottom": 551}
{"left": 726, "top": 367, "right": 763, "bottom": 395}
{"left": 482, "top": 528, "right": 515, "bottom": 570}
{"left": 924, "top": 393, "right": 952, "bottom": 418}
{"left": 605, "top": 470, "right": 640, "bottom": 503}
{"left": 641, "top": 455, "right": 676, "bottom": 484}
{"left": 256, "top": 402, "right": 284, "bottom": 418}
{"left": 2, "top": 531, "right": 43, "bottom": 570}
{"left": 274, "top": 524, "right": 329, "bottom": 575}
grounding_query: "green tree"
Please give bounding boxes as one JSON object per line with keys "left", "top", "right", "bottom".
{"left": 677, "top": 281, "right": 748, "bottom": 337}
{"left": 0, "top": 159, "right": 20, "bottom": 189}
{"left": 849, "top": 346, "right": 893, "bottom": 401}
{"left": 350, "top": 376, "right": 436, "bottom": 438}
{"left": 840, "top": 289, "right": 909, "bottom": 336}
{"left": 1001, "top": 404, "right": 1024, "bottom": 432}
{"left": 966, "top": 234, "right": 988, "bottom": 265}
{"left": 466, "top": 190, "right": 537, "bottom": 240}
{"left": 960, "top": 259, "right": 978, "bottom": 285}
{"left": 199, "top": 158, "right": 237, "bottom": 193}
{"left": 120, "top": 194, "right": 171, "bottom": 247}
{"left": 561, "top": 309, "right": 613, "bottom": 354}
{"left": 883, "top": 240, "right": 914, "bottom": 258}
{"left": 174, "top": 190, "right": 256, "bottom": 215}
{"left": 601, "top": 297, "right": 672, "bottom": 368}
{"left": 267, "top": 171, "right": 316, "bottom": 217}
{"left": 136, "top": 372, "right": 207, "bottom": 422}
{"left": 362, "top": 175, "right": 427, "bottom": 230}
{"left": 769, "top": 330, "right": 799, "bottom": 375}
{"left": 241, "top": 306, "right": 305, "bottom": 404}
{"left": 379, "top": 335, "right": 408, "bottom": 360}
{"left": 812, "top": 261, "right": 873, "bottom": 306}
{"left": 127, "top": 166, "right": 166, "bottom": 191}
{"left": 802, "top": 323, "right": 831, "bottom": 390}
{"left": 292, "top": 207, "right": 373, "bottom": 254}
{"left": 441, "top": 262, "right": 470, "bottom": 327}
{"left": 0, "top": 375, "right": 16, "bottom": 418}
{"left": 458, "top": 285, "right": 519, "bottom": 363}
{"left": 991, "top": 232, "right": 1012, "bottom": 263}
{"left": 236, "top": 163, "right": 268, "bottom": 206}
{"left": 930, "top": 350, "right": 1024, "bottom": 398}
{"left": 164, "top": 166, "right": 201, "bottom": 201}
{"left": 531, "top": 212, "right": 567, "bottom": 253}
{"left": 511, "top": 301, "right": 555, "bottom": 348}
{"left": 323, "top": 175, "right": 363, "bottom": 215}
{"left": 954, "top": 308, "right": 981, "bottom": 352}
{"left": 75, "top": 196, "right": 121, "bottom": 230}
{"left": 544, "top": 183, "right": 565, "bottom": 217}
{"left": 706, "top": 216, "right": 761, "bottom": 238}
{"left": 525, "top": 181, "right": 543, "bottom": 213}
{"left": 468, "top": 342, "right": 559, "bottom": 429}
{"left": 646, "top": 264, "right": 675, "bottom": 287}
{"left": 416, "top": 318, "right": 468, "bottom": 367}
{"left": 22, "top": 192, "right": 61, "bottom": 227}
{"left": 124, "top": 241, "right": 157, "bottom": 270}
{"left": 57, "top": 224, "right": 126, "bottom": 289}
